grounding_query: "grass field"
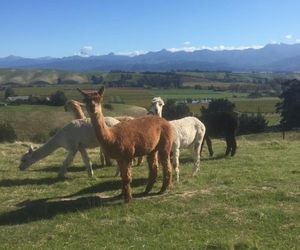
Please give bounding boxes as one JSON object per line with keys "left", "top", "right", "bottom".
{"left": 0, "top": 131, "right": 299, "bottom": 249}
{"left": 0, "top": 85, "right": 280, "bottom": 111}
{"left": 0, "top": 103, "right": 147, "bottom": 141}
{"left": 0, "top": 86, "right": 282, "bottom": 143}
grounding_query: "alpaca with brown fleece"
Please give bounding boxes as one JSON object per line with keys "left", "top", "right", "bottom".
{"left": 78, "top": 87, "right": 173, "bottom": 202}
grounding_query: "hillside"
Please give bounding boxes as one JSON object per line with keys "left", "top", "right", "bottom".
{"left": 0, "top": 68, "right": 300, "bottom": 86}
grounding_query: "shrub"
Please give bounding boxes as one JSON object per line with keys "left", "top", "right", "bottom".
{"left": 238, "top": 113, "right": 268, "bottom": 134}
{"left": 163, "top": 99, "right": 190, "bottom": 120}
{"left": 49, "top": 91, "right": 67, "bottom": 106}
{"left": 202, "top": 98, "right": 235, "bottom": 114}
{"left": 0, "top": 122, "right": 17, "bottom": 142}
{"left": 4, "top": 87, "right": 15, "bottom": 99}
{"left": 103, "top": 103, "right": 113, "bottom": 110}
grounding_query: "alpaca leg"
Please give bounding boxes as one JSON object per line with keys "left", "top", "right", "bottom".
{"left": 137, "top": 156, "right": 144, "bottom": 166}
{"left": 158, "top": 150, "right": 172, "bottom": 194}
{"left": 100, "top": 149, "right": 105, "bottom": 166}
{"left": 78, "top": 146, "right": 94, "bottom": 177}
{"left": 206, "top": 135, "right": 214, "bottom": 157}
{"left": 104, "top": 153, "right": 112, "bottom": 166}
{"left": 192, "top": 142, "right": 201, "bottom": 176}
{"left": 118, "top": 160, "right": 132, "bottom": 203}
{"left": 172, "top": 147, "right": 180, "bottom": 182}
{"left": 114, "top": 166, "right": 120, "bottom": 177}
{"left": 58, "top": 150, "right": 77, "bottom": 178}
{"left": 231, "top": 136, "right": 237, "bottom": 156}
{"left": 144, "top": 152, "right": 158, "bottom": 194}
{"left": 225, "top": 136, "right": 231, "bottom": 156}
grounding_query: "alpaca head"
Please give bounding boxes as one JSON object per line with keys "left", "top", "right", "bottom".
{"left": 19, "top": 146, "right": 35, "bottom": 170}
{"left": 77, "top": 87, "right": 104, "bottom": 114}
{"left": 148, "top": 97, "right": 164, "bottom": 117}
{"left": 64, "top": 100, "right": 85, "bottom": 112}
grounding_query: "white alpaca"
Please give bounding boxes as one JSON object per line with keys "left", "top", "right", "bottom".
{"left": 19, "top": 117, "right": 119, "bottom": 178}
{"left": 149, "top": 97, "right": 206, "bottom": 181}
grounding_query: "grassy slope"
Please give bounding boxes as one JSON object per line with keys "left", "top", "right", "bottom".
{"left": 0, "top": 103, "right": 147, "bottom": 141}
{"left": 0, "top": 131, "right": 299, "bottom": 249}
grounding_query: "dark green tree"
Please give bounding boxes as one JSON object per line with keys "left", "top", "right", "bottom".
{"left": 276, "top": 79, "right": 300, "bottom": 129}
{"left": 162, "top": 99, "right": 190, "bottom": 120}
{"left": 50, "top": 91, "right": 67, "bottom": 106}
{"left": 4, "top": 87, "right": 15, "bottom": 99}
{"left": 0, "top": 122, "right": 17, "bottom": 142}
{"left": 91, "top": 75, "right": 104, "bottom": 84}
{"left": 201, "top": 98, "right": 235, "bottom": 115}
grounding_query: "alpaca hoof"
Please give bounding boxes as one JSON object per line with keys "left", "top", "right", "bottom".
{"left": 124, "top": 195, "right": 132, "bottom": 203}
{"left": 143, "top": 190, "right": 150, "bottom": 196}
{"left": 92, "top": 163, "right": 102, "bottom": 169}
{"left": 157, "top": 189, "right": 167, "bottom": 195}
{"left": 192, "top": 169, "right": 199, "bottom": 176}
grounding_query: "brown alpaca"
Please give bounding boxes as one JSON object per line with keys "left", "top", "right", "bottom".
{"left": 78, "top": 87, "right": 173, "bottom": 202}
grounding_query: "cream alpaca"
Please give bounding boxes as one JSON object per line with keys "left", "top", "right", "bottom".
{"left": 64, "top": 99, "right": 115, "bottom": 166}
{"left": 149, "top": 97, "right": 206, "bottom": 181}
{"left": 19, "top": 117, "right": 119, "bottom": 178}
{"left": 78, "top": 87, "right": 173, "bottom": 203}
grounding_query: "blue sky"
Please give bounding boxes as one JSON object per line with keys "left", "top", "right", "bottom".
{"left": 1, "top": 0, "right": 300, "bottom": 58}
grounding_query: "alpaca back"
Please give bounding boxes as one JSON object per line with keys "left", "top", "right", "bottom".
{"left": 58, "top": 117, "right": 120, "bottom": 150}
{"left": 108, "top": 115, "right": 173, "bottom": 158}
{"left": 170, "top": 116, "right": 205, "bottom": 148}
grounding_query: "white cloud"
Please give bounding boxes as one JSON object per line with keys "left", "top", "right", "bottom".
{"left": 80, "top": 46, "right": 93, "bottom": 57}
{"left": 296, "top": 39, "right": 300, "bottom": 43}
{"left": 285, "top": 34, "right": 293, "bottom": 39}
{"left": 115, "top": 50, "right": 148, "bottom": 57}
{"left": 183, "top": 41, "right": 191, "bottom": 46}
{"left": 167, "top": 44, "right": 264, "bottom": 52}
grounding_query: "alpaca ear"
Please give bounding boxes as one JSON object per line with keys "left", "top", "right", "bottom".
{"left": 21, "top": 143, "right": 30, "bottom": 148}
{"left": 98, "top": 86, "right": 105, "bottom": 96}
{"left": 29, "top": 145, "right": 34, "bottom": 154}
{"left": 78, "top": 101, "right": 86, "bottom": 107}
{"left": 77, "top": 88, "right": 88, "bottom": 97}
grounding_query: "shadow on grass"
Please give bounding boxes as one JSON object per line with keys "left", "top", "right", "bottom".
{"left": 0, "top": 177, "right": 63, "bottom": 187}
{"left": 179, "top": 154, "right": 228, "bottom": 164}
{"left": 62, "top": 178, "right": 148, "bottom": 198}
{"left": 0, "top": 177, "right": 155, "bottom": 225}
{"left": 0, "top": 195, "right": 122, "bottom": 225}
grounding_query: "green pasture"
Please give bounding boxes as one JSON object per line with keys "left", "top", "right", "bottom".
{"left": 0, "top": 86, "right": 274, "bottom": 107}
{"left": 0, "top": 131, "right": 299, "bottom": 249}
{"left": 0, "top": 103, "right": 147, "bottom": 141}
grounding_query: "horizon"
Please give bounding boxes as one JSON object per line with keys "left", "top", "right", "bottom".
{"left": 1, "top": 0, "right": 300, "bottom": 58}
{"left": 2, "top": 42, "right": 300, "bottom": 60}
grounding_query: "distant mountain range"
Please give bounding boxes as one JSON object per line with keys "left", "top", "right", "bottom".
{"left": 1, "top": 43, "right": 300, "bottom": 72}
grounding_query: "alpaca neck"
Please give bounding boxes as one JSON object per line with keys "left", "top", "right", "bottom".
{"left": 72, "top": 107, "right": 86, "bottom": 119}
{"left": 90, "top": 109, "right": 114, "bottom": 146}
{"left": 31, "top": 134, "right": 61, "bottom": 164}
{"left": 158, "top": 109, "right": 162, "bottom": 118}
